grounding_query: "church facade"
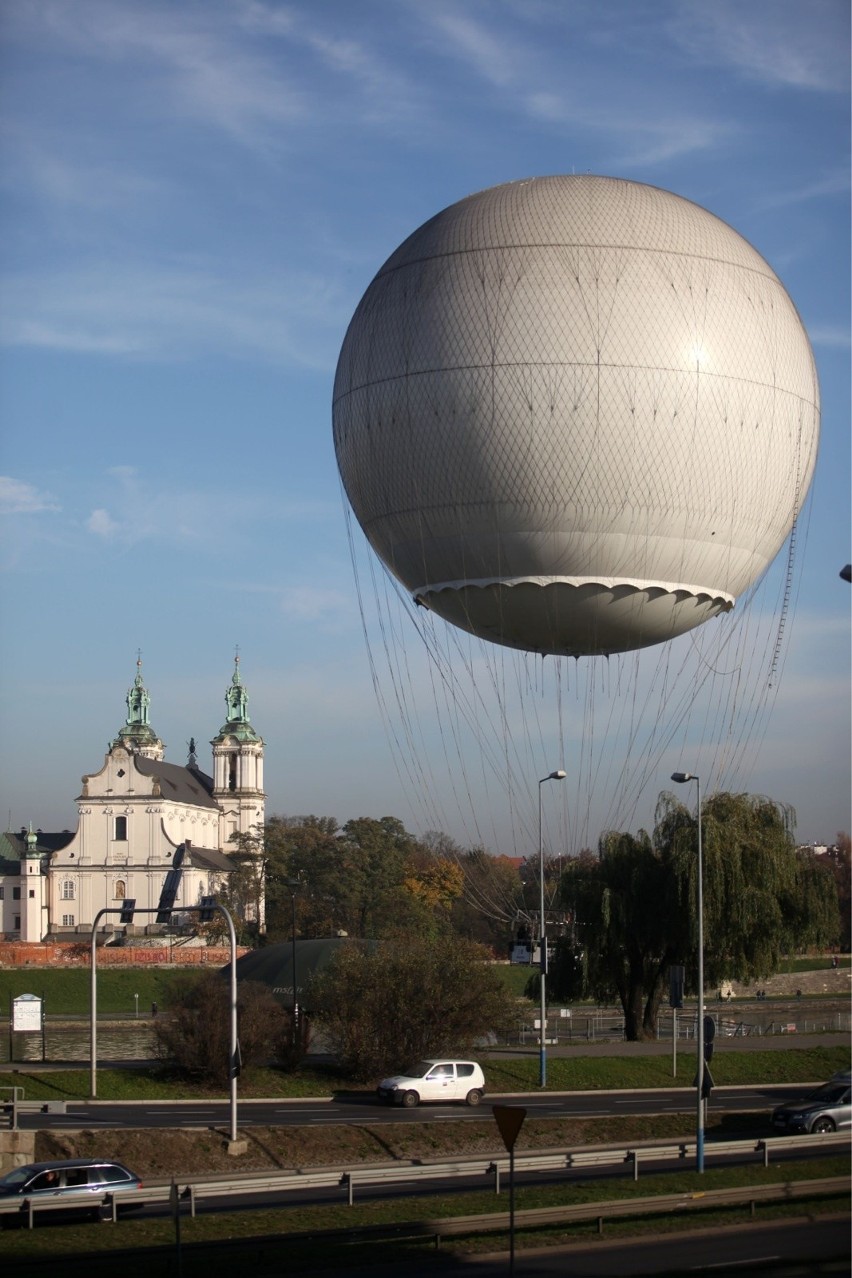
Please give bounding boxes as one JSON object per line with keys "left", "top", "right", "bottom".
{"left": 0, "top": 657, "right": 265, "bottom": 943}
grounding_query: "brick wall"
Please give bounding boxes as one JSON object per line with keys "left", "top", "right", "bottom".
{"left": 0, "top": 942, "right": 249, "bottom": 967}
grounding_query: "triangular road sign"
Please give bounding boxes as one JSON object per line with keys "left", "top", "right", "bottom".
{"left": 493, "top": 1104, "right": 527, "bottom": 1152}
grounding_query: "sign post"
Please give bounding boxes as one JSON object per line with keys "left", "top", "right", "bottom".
{"left": 669, "top": 965, "right": 684, "bottom": 1079}
{"left": 12, "top": 994, "right": 44, "bottom": 1064}
{"left": 493, "top": 1105, "right": 527, "bottom": 1278}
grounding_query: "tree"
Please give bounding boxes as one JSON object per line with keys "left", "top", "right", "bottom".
{"left": 782, "top": 846, "right": 844, "bottom": 956}
{"left": 206, "top": 826, "right": 267, "bottom": 944}
{"left": 550, "top": 791, "right": 841, "bottom": 1041}
{"left": 826, "top": 833, "right": 851, "bottom": 952}
{"left": 262, "top": 814, "right": 438, "bottom": 942}
{"left": 551, "top": 835, "right": 679, "bottom": 1041}
{"left": 336, "top": 816, "right": 419, "bottom": 937}
{"left": 152, "top": 974, "right": 293, "bottom": 1083}
{"left": 450, "top": 846, "right": 527, "bottom": 953}
{"left": 263, "top": 815, "right": 342, "bottom": 941}
{"left": 308, "top": 932, "right": 520, "bottom": 1080}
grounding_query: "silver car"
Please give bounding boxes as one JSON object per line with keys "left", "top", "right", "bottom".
{"left": 771, "top": 1080, "right": 851, "bottom": 1134}
{"left": 0, "top": 1158, "right": 143, "bottom": 1223}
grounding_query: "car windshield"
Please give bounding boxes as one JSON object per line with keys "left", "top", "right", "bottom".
{"left": 0, "top": 1167, "right": 35, "bottom": 1188}
{"left": 404, "top": 1062, "right": 434, "bottom": 1079}
{"left": 805, "top": 1084, "right": 848, "bottom": 1103}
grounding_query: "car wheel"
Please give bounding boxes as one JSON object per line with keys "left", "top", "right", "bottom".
{"left": 401, "top": 1090, "right": 420, "bottom": 1108}
{"left": 812, "top": 1116, "right": 836, "bottom": 1133}
{"left": 465, "top": 1088, "right": 483, "bottom": 1107}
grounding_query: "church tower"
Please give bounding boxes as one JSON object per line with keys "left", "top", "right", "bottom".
{"left": 211, "top": 654, "right": 265, "bottom": 850}
{"left": 20, "top": 824, "right": 46, "bottom": 942}
{"left": 112, "top": 655, "right": 164, "bottom": 759}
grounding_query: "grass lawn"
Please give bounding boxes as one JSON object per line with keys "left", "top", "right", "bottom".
{"left": 1, "top": 1043, "right": 847, "bottom": 1103}
{"left": 1, "top": 955, "right": 846, "bottom": 1019}
{"left": 0, "top": 968, "right": 204, "bottom": 1017}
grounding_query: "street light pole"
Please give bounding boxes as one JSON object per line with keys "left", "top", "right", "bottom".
{"left": 90, "top": 901, "right": 239, "bottom": 1144}
{"left": 671, "top": 770, "right": 704, "bottom": 1173}
{"left": 538, "top": 769, "right": 566, "bottom": 1088}
{"left": 286, "top": 879, "right": 300, "bottom": 1047}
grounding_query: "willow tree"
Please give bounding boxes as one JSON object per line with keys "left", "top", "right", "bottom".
{"left": 551, "top": 791, "right": 839, "bottom": 1040}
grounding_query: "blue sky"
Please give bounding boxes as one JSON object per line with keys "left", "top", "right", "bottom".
{"left": 1, "top": 0, "right": 849, "bottom": 854}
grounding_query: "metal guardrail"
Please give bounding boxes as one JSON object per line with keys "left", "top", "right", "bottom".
{"left": 1, "top": 1091, "right": 68, "bottom": 1129}
{"left": 179, "top": 1130, "right": 849, "bottom": 1212}
{"left": 3, "top": 1130, "right": 846, "bottom": 1227}
{"left": 11, "top": 1176, "right": 845, "bottom": 1245}
{"left": 410, "top": 1176, "right": 850, "bottom": 1241}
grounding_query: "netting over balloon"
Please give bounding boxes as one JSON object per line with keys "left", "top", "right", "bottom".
{"left": 334, "top": 175, "right": 818, "bottom": 657}
{"left": 333, "top": 175, "right": 819, "bottom": 911}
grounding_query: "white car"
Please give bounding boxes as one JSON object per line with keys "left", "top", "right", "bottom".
{"left": 377, "top": 1059, "right": 486, "bottom": 1108}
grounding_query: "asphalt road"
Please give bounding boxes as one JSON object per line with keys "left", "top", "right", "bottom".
{"left": 324, "top": 1217, "right": 851, "bottom": 1277}
{"left": 6, "top": 1081, "right": 820, "bottom": 1129}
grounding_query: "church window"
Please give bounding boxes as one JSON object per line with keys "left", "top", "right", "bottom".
{"left": 61, "top": 880, "right": 75, "bottom": 900}
{"left": 115, "top": 816, "right": 128, "bottom": 840}
{"left": 228, "top": 757, "right": 237, "bottom": 792}
{"left": 114, "top": 880, "right": 126, "bottom": 900}
{"left": 28, "top": 889, "right": 35, "bottom": 898}
{"left": 0, "top": 886, "right": 3, "bottom": 899}
{"left": 62, "top": 914, "right": 75, "bottom": 927}
{"left": 14, "top": 915, "right": 20, "bottom": 930}
{"left": 12, "top": 887, "right": 21, "bottom": 900}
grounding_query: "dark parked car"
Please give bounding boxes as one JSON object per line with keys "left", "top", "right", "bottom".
{"left": 0, "top": 1158, "right": 143, "bottom": 1223}
{"left": 771, "top": 1080, "right": 851, "bottom": 1135}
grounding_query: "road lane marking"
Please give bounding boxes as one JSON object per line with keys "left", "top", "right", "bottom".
{"left": 693, "top": 1261, "right": 781, "bottom": 1270}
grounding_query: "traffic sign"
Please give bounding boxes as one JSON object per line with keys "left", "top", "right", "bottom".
{"left": 493, "top": 1104, "right": 527, "bottom": 1152}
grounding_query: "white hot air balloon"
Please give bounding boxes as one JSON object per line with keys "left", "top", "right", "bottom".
{"left": 333, "top": 175, "right": 819, "bottom": 885}
{"left": 334, "top": 176, "right": 819, "bottom": 659}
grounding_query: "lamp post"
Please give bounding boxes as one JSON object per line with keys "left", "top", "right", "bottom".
{"left": 671, "top": 770, "right": 704, "bottom": 1173}
{"left": 90, "top": 901, "right": 239, "bottom": 1144}
{"left": 538, "top": 769, "right": 566, "bottom": 1088}
{"left": 286, "top": 879, "right": 300, "bottom": 1047}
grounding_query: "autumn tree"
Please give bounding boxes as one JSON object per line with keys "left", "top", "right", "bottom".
{"left": 550, "top": 791, "right": 840, "bottom": 1040}
{"left": 244, "top": 814, "right": 468, "bottom": 944}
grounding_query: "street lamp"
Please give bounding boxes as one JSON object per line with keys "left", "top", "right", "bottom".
{"left": 90, "top": 900, "right": 240, "bottom": 1145}
{"left": 286, "top": 879, "right": 300, "bottom": 1046}
{"left": 671, "top": 770, "right": 705, "bottom": 1173}
{"left": 538, "top": 769, "right": 566, "bottom": 1088}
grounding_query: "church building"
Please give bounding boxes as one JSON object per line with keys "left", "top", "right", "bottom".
{"left": 0, "top": 656, "right": 265, "bottom": 942}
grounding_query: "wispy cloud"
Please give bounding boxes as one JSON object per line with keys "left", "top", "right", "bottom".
{"left": 526, "top": 90, "right": 735, "bottom": 167}
{"left": 278, "top": 584, "right": 351, "bottom": 622}
{"left": 10, "top": 0, "right": 423, "bottom": 151}
{"left": 807, "top": 325, "right": 852, "bottom": 350}
{"left": 417, "top": 3, "right": 737, "bottom": 167}
{"left": 86, "top": 508, "right": 121, "bottom": 538}
{"left": 669, "top": 0, "right": 849, "bottom": 93}
{"left": 749, "top": 168, "right": 851, "bottom": 213}
{"left": 420, "top": 6, "right": 519, "bottom": 88}
{"left": 80, "top": 468, "right": 228, "bottom": 548}
{"left": 0, "top": 477, "right": 61, "bottom": 514}
{"left": 0, "top": 261, "right": 348, "bottom": 368}
{"left": 2, "top": 125, "right": 161, "bottom": 212}
{"left": 15, "top": 0, "right": 308, "bottom": 150}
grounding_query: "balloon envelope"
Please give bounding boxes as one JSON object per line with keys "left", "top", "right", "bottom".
{"left": 333, "top": 176, "right": 819, "bottom": 656}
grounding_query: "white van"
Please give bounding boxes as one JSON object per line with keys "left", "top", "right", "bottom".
{"left": 376, "top": 1059, "right": 486, "bottom": 1108}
